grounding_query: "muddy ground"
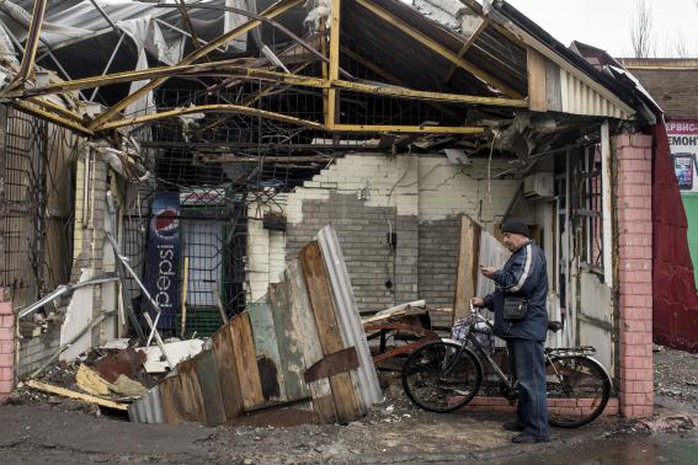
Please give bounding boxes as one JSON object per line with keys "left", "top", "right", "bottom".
{"left": 0, "top": 345, "right": 696, "bottom": 465}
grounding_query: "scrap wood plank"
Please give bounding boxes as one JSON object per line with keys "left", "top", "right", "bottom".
{"left": 159, "top": 374, "right": 186, "bottom": 424}
{"left": 299, "top": 242, "right": 360, "bottom": 423}
{"left": 287, "top": 259, "right": 336, "bottom": 423}
{"left": 26, "top": 379, "right": 128, "bottom": 411}
{"left": 269, "top": 280, "right": 310, "bottom": 401}
{"left": 212, "top": 322, "right": 244, "bottom": 420}
{"left": 178, "top": 358, "right": 206, "bottom": 424}
{"left": 195, "top": 350, "right": 226, "bottom": 426}
{"left": 248, "top": 301, "right": 284, "bottom": 401}
{"left": 229, "top": 312, "right": 265, "bottom": 410}
{"left": 453, "top": 215, "right": 481, "bottom": 323}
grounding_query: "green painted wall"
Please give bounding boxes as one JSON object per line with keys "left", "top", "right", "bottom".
{"left": 681, "top": 193, "right": 698, "bottom": 284}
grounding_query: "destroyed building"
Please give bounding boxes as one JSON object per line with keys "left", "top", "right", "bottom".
{"left": 0, "top": 0, "right": 692, "bottom": 422}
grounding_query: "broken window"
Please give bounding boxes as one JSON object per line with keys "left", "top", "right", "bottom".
{"left": 574, "top": 144, "right": 604, "bottom": 273}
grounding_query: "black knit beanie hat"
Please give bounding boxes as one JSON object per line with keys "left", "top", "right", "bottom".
{"left": 501, "top": 218, "right": 529, "bottom": 238}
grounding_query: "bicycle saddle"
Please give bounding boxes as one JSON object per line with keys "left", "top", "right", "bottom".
{"left": 547, "top": 321, "right": 563, "bottom": 332}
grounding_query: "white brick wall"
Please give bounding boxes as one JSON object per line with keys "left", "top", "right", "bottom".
{"left": 246, "top": 153, "right": 522, "bottom": 303}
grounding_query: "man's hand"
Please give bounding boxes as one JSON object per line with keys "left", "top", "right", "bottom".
{"left": 480, "top": 266, "right": 497, "bottom": 279}
{"left": 471, "top": 297, "right": 485, "bottom": 308}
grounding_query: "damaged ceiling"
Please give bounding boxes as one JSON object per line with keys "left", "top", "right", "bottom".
{"left": 0, "top": 0, "right": 656, "bottom": 186}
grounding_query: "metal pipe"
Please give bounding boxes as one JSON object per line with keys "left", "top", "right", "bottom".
{"left": 105, "top": 233, "right": 174, "bottom": 367}
{"left": 17, "top": 276, "right": 120, "bottom": 319}
{"left": 12, "top": 0, "right": 48, "bottom": 85}
{"left": 90, "top": 32, "right": 127, "bottom": 102}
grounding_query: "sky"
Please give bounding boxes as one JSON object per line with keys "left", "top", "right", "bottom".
{"left": 505, "top": 0, "right": 698, "bottom": 58}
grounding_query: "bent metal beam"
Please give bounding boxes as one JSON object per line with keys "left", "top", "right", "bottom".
{"left": 87, "top": 0, "right": 305, "bottom": 131}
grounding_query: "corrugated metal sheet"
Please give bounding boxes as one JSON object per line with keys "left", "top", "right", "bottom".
{"left": 559, "top": 70, "right": 628, "bottom": 120}
{"left": 317, "top": 226, "right": 382, "bottom": 412}
{"left": 128, "top": 385, "right": 165, "bottom": 424}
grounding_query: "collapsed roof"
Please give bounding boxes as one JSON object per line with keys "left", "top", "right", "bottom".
{"left": 0, "top": 0, "right": 658, "bottom": 183}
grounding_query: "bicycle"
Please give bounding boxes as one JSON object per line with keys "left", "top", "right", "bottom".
{"left": 401, "top": 304, "right": 612, "bottom": 428}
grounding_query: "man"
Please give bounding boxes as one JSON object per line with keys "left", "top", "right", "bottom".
{"left": 472, "top": 218, "right": 549, "bottom": 443}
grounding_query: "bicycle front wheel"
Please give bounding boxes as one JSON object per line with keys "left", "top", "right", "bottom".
{"left": 402, "top": 340, "right": 483, "bottom": 413}
{"left": 546, "top": 355, "right": 611, "bottom": 428}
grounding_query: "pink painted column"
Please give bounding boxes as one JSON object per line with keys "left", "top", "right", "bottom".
{"left": 616, "top": 133, "right": 654, "bottom": 419}
{"left": 0, "top": 288, "right": 15, "bottom": 403}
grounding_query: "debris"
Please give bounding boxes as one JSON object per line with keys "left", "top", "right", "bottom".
{"left": 99, "top": 339, "right": 131, "bottom": 350}
{"left": 94, "top": 347, "right": 146, "bottom": 383}
{"left": 138, "top": 338, "right": 205, "bottom": 373}
{"left": 26, "top": 379, "right": 129, "bottom": 411}
{"left": 110, "top": 375, "right": 147, "bottom": 398}
{"left": 75, "top": 364, "right": 111, "bottom": 396}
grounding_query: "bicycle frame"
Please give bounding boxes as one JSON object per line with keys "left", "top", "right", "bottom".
{"left": 443, "top": 307, "right": 613, "bottom": 396}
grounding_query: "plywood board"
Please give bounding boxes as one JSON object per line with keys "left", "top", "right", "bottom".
{"left": 195, "top": 350, "right": 226, "bottom": 426}
{"left": 269, "top": 281, "right": 309, "bottom": 401}
{"left": 453, "top": 216, "right": 481, "bottom": 322}
{"left": 229, "top": 312, "right": 265, "bottom": 410}
{"left": 212, "top": 323, "right": 244, "bottom": 420}
{"left": 286, "top": 259, "right": 336, "bottom": 423}
{"left": 248, "top": 301, "right": 284, "bottom": 401}
{"left": 300, "top": 242, "right": 360, "bottom": 423}
{"left": 527, "top": 47, "right": 547, "bottom": 112}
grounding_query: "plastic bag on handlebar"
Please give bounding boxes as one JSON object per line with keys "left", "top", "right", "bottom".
{"left": 451, "top": 316, "right": 494, "bottom": 355}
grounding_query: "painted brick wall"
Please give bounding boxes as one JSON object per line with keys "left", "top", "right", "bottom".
{"left": 247, "top": 153, "right": 520, "bottom": 314}
{"left": 0, "top": 288, "right": 15, "bottom": 403}
{"left": 616, "top": 133, "right": 654, "bottom": 419}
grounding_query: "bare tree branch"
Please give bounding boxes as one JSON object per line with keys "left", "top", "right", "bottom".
{"left": 630, "top": 0, "right": 654, "bottom": 58}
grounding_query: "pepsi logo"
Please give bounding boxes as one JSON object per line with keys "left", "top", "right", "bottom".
{"left": 152, "top": 208, "right": 179, "bottom": 238}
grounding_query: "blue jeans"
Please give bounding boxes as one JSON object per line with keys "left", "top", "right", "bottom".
{"left": 508, "top": 338, "right": 549, "bottom": 440}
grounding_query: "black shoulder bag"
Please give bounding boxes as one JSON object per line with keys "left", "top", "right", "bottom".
{"left": 502, "top": 295, "right": 528, "bottom": 320}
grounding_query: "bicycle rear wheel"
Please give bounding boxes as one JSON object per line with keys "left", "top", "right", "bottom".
{"left": 546, "top": 355, "right": 611, "bottom": 428}
{"left": 402, "top": 340, "right": 482, "bottom": 413}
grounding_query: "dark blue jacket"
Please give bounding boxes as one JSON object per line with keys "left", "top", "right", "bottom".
{"left": 483, "top": 240, "right": 548, "bottom": 342}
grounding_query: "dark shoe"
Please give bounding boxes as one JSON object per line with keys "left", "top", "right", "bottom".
{"left": 511, "top": 433, "right": 549, "bottom": 444}
{"left": 502, "top": 421, "right": 525, "bottom": 432}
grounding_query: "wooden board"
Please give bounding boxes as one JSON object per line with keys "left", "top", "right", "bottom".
{"left": 229, "top": 312, "right": 265, "bottom": 410}
{"left": 212, "top": 323, "right": 244, "bottom": 420}
{"left": 248, "top": 301, "right": 284, "bottom": 401}
{"left": 177, "top": 358, "right": 206, "bottom": 424}
{"left": 159, "top": 374, "right": 185, "bottom": 424}
{"left": 286, "top": 259, "right": 336, "bottom": 423}
{"left": 269, "top": 281, "right": 309, "bottom": 401}
{"left": 453, "top": 216, "right": 481, "bottom": 323}
{"left": 26, "top": 379, "right": 128, "bottom": 411}
{"left": 527, "top": 47, "right": 547, "bottom": 112}
{"left": 300, "top": 242, "right": 360, "bottom": 423}
{"left": 195, "top": 350, "right": 226, "bottom": 426}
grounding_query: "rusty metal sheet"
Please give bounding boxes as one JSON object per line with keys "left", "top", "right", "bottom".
{"left": 94, "top": 348, "right": 146, "bottom": 383}
{"left": 303, "top": 347, "right": 360, "bottom": 383}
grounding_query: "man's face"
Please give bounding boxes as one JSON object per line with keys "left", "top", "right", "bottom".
{"left": 503, "top": 232, "right": 527, "bottom": 251}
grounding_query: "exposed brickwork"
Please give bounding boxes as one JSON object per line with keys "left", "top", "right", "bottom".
{"left": 459, "top": 396, "right": 620, "bottom": 416}
{"left": 248, "top": 154, "right": 521, "bottom": 314}
{"left": 286, "top": 191, "right": 401, "bottom": 313}
{"left": 616, "top": 133, "right": 654, "bottom": 419}
{"left": 0, "top": 288, "right": 15, "bottom": 403}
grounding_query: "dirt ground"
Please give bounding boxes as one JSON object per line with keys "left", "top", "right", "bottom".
{"left": 0, "top": 345, "right": 696, "bottom": 465}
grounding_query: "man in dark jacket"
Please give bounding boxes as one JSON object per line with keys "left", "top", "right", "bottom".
{"left": 472, "top": 218, "right": 549, "bottom": 443}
